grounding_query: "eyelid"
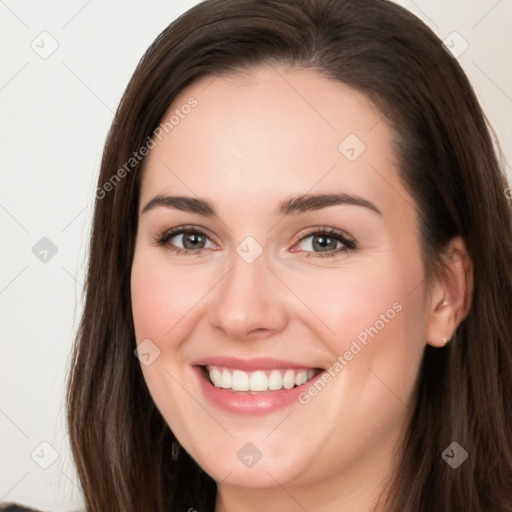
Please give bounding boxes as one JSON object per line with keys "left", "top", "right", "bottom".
{"left": 290, "top": 225, "right": 357, "bottom": 255}
{"left": 295, "top": 225, "right": 354, "bottom": 241}
{"left": 155, "top": 224, "right": 357, "bottom": 256}
{"left": 155, "top": 224, "right": 219, "bottom": 247}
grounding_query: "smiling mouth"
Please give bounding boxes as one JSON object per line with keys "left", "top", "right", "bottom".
{"left": 200, "top": 365, "right": 323, "bottom": 393}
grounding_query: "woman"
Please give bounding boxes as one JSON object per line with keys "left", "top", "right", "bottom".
{"left": 66, "top": 0, "right": 512, "bottom": 510}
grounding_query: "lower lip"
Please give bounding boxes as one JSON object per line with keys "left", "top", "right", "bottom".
{"left": 194, "top": 366, "right": 324, "bottom": 415}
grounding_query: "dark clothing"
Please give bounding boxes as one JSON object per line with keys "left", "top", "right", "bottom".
{"left": 0, "top": 504, "right": 44, "bottom": 512}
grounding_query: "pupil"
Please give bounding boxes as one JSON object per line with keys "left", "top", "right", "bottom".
{"left": 313, "top": 235, "right": 336, "bottom": 252}
{"left": 183, "top": 233, "right": 204, "bottom": 249}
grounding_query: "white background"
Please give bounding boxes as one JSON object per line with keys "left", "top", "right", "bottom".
{"left": 1, "top": 1, "right": 511, "bottom": 510}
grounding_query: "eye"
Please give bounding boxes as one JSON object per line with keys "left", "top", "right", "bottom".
{"left": 154, "top": 225, "right": 357, "bottom": 258}
{"left": 155, "top": 226, "right": 217, "bottom": 255}
{"left": 292, "top": 227, "right": 356, "bottom": 258}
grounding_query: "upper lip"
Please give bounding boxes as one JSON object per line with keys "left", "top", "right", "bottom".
{"left": 191, "top": 356, "right": 322, "bottom": 372}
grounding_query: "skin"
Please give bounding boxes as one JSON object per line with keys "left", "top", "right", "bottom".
{"left": 130, "top": 65, "right": 472, "bottom": 512}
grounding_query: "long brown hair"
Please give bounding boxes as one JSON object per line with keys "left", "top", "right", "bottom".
{"left": 66, "top": 0, "right": 512, "bottom": 510}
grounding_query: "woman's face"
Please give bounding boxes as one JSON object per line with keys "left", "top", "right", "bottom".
{"left": 131, "top": 66, "right": 431, "bottom": 501}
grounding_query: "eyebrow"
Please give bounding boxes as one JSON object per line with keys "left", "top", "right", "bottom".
{"left": 141, "top": 192, "right": 382, "bottom": 217}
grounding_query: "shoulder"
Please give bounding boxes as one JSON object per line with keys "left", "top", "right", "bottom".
{"left": 0, "top": 504, "right": 85, "bottom": 512}
{"left": 0, "top": 505, "right": 43, "bottom": 512}
{"left": 0, "top": 505, "right": 45, "bottom": 512}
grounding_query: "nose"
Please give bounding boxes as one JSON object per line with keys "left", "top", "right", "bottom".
{"left": 208, "top": 250, "right": 289, "bottom": 341}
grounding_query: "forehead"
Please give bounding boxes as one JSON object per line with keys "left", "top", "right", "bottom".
{"left": 140, "top": 66, "right": 410, "bottom": 219}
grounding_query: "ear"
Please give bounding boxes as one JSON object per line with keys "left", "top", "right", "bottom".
{"left": 426, "top": 236, "right": 474, "bottom": 348}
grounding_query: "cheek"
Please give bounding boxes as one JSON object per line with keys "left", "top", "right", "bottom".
{"left": 131, "top": 269, "right": 169, "bottom": 342}
{"left": 294, "top": 260, "right": 424, "bottom": 343}
{"left": 296, "top": 251, "right": 428, "bottom": 392}
{"left": 130, "top": 253, "right": 198, "bottom": 344}
{"left": 130, "top": 253, "right": 203, "bottom": 441}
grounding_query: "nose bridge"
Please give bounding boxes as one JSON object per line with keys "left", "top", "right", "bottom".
{"left": 208, "top": 242, "right": 287, "bottom": 339}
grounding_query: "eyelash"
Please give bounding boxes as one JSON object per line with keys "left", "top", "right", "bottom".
{"left": 154, "top": 225, "right": 357, "bottom": 259}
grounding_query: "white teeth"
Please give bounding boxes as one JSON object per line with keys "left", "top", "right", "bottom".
{"left": 232, "top": 370, "right": 249, "bottom": 391}
{"left": 295, "top": 370, "right": 307, "bottom": 386}
{"left": 249, "top": 371, "right": 268, "bottom": 392}
{"left": 210, "top": 367, "right": 222, "bottom": 387}
{"left": 207, "top": 366, "right": 319, "bottom": 392}
{"left": 268, "top": 370, "right": 282, "bottom": 390}
{"left": 283, "top": 369, "right": 295, "bottom": 389}
{"left": 220, "top": 369, "right": 232, "bottom": 389}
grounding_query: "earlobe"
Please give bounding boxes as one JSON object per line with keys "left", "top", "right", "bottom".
{"left": 425, "top": 237, "right": 474, "bottom": 348}
{"left": 426, "top": 295, "right": 455, "bottom": 348}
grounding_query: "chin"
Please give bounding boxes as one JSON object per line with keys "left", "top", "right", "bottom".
{"left": 175, "top": 425, "right": 311, "bottom": 489}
